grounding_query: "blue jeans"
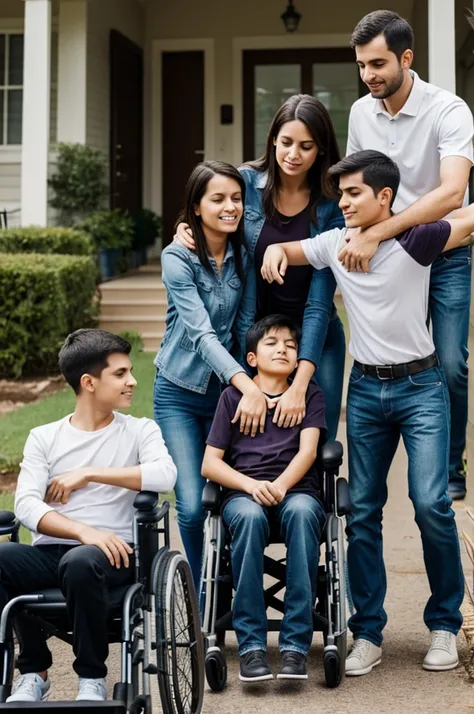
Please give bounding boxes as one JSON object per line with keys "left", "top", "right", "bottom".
{"left": 153, "top": 373, "right": 221, "bottom": 588}
{"left": 346, "top": 364, "right": 463, "bottom": 646}
{"left": 429, "top": 247, "right": 472, "bottom": 480}
{"left": 317, "top": 315, "right": 346, "bottom": 441}
{"left": 223, "top": 493, "right": 325, "bottom": 656}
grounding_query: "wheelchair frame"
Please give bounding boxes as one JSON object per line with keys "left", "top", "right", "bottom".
{"left": 0, "top": 492, "right": 204, "bottom": 714}
{"left": 200, "top": 440, "right": 349, "bottom": 691}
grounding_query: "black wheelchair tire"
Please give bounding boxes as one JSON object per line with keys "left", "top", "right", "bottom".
{"left": 155, "top": 550, "right": 205, "bottom": 714}
{"left": 204, "top": 647, "right": 227, "bottom": 691}
{"left": 323, "top": 648, "right": 343, "bottom": 688}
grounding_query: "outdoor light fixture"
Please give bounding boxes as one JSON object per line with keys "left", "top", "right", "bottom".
{"left": 281, "top": 1, "right": 302, "bottom": 33}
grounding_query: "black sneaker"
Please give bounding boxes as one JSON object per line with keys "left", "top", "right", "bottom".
{"left": 239, "top": 650, "right": 273, "bottom": 682}
{"left": 277, "top": 651, "right": 308, "bottom": 680}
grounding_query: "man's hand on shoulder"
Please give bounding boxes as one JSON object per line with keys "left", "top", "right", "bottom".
{"left": 173, "top": 222, "right": 196, "bottom": 251}
{"left": 76, "top": 524, "right": 133, "bottom": 569}
{"left": 337, "top": 225, "right": 382, "bottom": 273}
{"left": 45, "top": 468, "right": 92, "bottom": 504}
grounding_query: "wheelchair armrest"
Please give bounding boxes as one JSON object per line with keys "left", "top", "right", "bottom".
{"left": 202, "top": 481, "right": 222, "bottom": 513}
{"left": 0, "top": 511, "right": 20, "bottom": 541}
{"left": 336, "top": 478, "right": 351, "bottom": 516}
{"left": 133, "top": 491, "right": 159, "bottom": 512}
{"left": 321, "top": 440, "right": 343, "bottom": 470}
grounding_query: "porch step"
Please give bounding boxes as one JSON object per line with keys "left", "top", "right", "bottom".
{"left": 99, "top": 315, "right": 165, "bottom": 335}
{"left": 142, "top": 331, "right": 165, "bottom": 352}
{"left": 99, "top": 298, "right": 167, "bottom": 318}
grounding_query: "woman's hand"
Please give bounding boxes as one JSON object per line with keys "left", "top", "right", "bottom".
{"left": 173, "top": 222, "right": 196, "bottom": 251}
{"left": 231, "top": 383, "right": 268, "bottom": 437}
{"left": 272, "top": 383, "right": 306, "bottom": 428}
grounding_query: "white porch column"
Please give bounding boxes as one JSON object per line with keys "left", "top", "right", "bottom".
{"left": 58, "top": 1, "right": 88, "bottom": 143}
{"left": 20, "top": 0, "right": 52, "bottom": 226}
{"left": 428, "top": 0, "right": 456, "bottom": 92}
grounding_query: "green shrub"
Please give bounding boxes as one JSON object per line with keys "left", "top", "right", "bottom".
{"left": 0, "top": 226, "right": 94, "bottom": 256}
{"left": 131, "top": 209, "right": 162, "bottom": 249}
{"left": 118, "top": 331, "right": 144, "bottom": 353}
{"left": 0, "top": 253, "right": 98, "bottom": 378}
{"left": 48, "top": 143, "right": 108, "bottom": 225}
{"left": 77, "top": 210, "right": 134, "bottom": 251}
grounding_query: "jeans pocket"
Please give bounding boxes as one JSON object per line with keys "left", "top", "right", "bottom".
{"left": 408, "top": 367, "right": 442, "bottom": 387}
{"left": 349, "top": 369, "right": 365, "bottom": 385}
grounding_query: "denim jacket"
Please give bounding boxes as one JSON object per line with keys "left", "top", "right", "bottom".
{"left": 154, "top": 242, "right": 254, "bottom": 394}
{"left": 238, "top": 166, "right": 344, "bottom": 369}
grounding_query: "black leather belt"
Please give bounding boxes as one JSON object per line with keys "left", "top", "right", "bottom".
{"left": 354, "top": 352, "right": 439, "bottom": 380}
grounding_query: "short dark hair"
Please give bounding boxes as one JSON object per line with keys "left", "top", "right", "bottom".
{"left": 58, "top": 328, "right": 131, "bottom": 394}
{"left": 246, "top": 314, "right": 301, "bottom": 356}
{"left": 328, "top": 150, "right": 400, "bottom": 207}
{"left": 350, "top": 10, "right": 414, "bottom": 59}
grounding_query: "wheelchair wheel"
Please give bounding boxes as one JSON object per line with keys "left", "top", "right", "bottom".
{"left": 323, "top": 648, "right": 343, "bottom": 688}
{"left": 155, "top": 550, "right": 204, "bottom": 714}
{"left": 205, "top": 646, "right": 227, "bottom": 691}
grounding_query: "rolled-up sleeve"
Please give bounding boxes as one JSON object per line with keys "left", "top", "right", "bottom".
{"left": 138, "top": 419, "right": 177, "bottom": 492}
{"left": 162, "top": 248, "right": 244, "bottom": 384}
{"left": 15, "top": 432, "right": 54, "bottom": 532}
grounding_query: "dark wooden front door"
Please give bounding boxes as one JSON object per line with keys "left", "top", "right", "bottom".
{"left": 110, "top": 30, "right": 143, "bottom": 212}
{"left": 162, "top": 51, "right": 204, "bottom": 247}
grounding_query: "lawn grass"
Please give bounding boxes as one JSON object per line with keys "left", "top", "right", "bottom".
{"left": 0, "top": 349, "right": 156, "bottom": 473}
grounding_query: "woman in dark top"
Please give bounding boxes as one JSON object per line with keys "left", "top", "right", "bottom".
{"left": 177, "top": 94, "right": 346, "bottom": 439}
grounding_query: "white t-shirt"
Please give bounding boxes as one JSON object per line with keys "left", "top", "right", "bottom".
{"left": 347, "top": 71, "right": 474, "bottom": 212}
{"left": 301, "top": 221, "right": 451, "bottom": 365}
{"left": 15, "top": 412, "right": 177, "bottom": 546}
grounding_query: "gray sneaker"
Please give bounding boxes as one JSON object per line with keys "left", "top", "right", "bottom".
{"left": 6, "top": 673, "right": 51, "bottom": 702}
{"left": 76, "top": 677, "right": 107, "bottom": 701}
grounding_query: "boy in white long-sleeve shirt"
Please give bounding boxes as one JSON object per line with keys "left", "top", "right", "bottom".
{"left": 3, "top": 329, "right": 177, "bottom": 704}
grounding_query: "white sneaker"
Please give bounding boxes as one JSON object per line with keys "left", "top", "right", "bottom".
{"left": 76, "top": 677, "right": 107, "bottom": 701}
{"left": 346, "top": 638, "right": 382, "bottom": 676}
{"left": 6, "top": 673, "right": 51, "bottom": 702}
{"left": 423, "top": 630, "right": 458, "bottom": 671}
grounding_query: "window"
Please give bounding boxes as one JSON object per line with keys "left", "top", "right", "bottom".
{"left": 0, "top": 33, "right": 23, "bottom": 145}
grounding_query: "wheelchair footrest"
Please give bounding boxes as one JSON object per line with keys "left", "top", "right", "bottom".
{"left": 0, "top": 702, "right": 126, "bottom": 712}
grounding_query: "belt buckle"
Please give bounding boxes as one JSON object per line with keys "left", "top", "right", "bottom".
{"left": 375, "top": 365, "right": 393, "bottom": 380}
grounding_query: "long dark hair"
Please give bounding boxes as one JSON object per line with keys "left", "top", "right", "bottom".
{"left": 246, "top": 94, "right": 341, "bottom": 224}
{"left": 178, "top": 161, "right": 246, "bottom": 281}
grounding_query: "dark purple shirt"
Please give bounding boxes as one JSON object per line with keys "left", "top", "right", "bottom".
{"left": 254, "top": 205, "right": 313, "bottom": 326}
{"left": 206, "top": 382, "right": 327, "bottom": 503}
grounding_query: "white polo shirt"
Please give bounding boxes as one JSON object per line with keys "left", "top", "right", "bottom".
{"left": 301, "top": 221, "right": 450, "bottom": 365}
{"left": 347, "top": 71, "right": 473, "bottom": 213}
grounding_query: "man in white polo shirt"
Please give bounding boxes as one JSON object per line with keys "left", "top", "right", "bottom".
{"left": 344, "top": 10, "right": 473, "bottom": 500}
{"left": 261, "top": 149, "right": 473, "bottom": 676}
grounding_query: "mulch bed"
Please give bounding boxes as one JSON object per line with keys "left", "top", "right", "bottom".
{"left": 0, "top": 375, "right": 66, "bottom": 416}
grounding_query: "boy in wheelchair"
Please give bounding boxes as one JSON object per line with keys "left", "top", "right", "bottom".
{"left": 1, "top": 329, "right": 176, "bottom": 704}
{"left": 202, "top": 314, "right": 326, "bottom": 683}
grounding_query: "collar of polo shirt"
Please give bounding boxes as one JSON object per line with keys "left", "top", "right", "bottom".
{"left": 373, "top": 70, "right": 424, "bottom": 118}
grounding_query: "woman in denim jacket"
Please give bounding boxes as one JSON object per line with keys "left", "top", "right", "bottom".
{"left": 177, "top": 95, "right": 345, "bottom": 438}
{"left": 154, "top": 161, "right": 266, "bottom": 587}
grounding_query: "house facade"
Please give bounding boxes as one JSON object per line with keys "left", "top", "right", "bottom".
{"left": 1, "top": 0, "right": 474, "bottom": 447}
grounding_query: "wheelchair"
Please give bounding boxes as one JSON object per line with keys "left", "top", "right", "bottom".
{"left": 200, "top": 440, "right": 349, "bottom": 691}
{"left": 0, "top": 492, "right": 204, "bottom": 713}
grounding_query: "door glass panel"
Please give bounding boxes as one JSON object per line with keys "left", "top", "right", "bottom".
{"left": 7, "top": 89, "right": 22, "bottom": 144}
{"left": 312, "top": 63, "right": 359, "bottom": 155}
{"left": 254, "top": 65, "right": 300, "bottom": 158}
{"left": 8, "top": 34, "right": 24, "bottom": 85}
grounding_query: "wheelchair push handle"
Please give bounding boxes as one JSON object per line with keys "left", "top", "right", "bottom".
{"left": 321, "top": 440, "right": 343, "bottom": 470}
{"left": 0, "top": 511, "right": 20, "bottom": 542}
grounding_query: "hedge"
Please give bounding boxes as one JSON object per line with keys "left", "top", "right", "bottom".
{"left": 0, "top": 253, "right": 98, "bottom": 378}
{"left": 0, "top": 226, "right": 94, "bottom": 256}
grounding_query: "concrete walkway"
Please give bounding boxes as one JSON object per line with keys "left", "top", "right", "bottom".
{"left": 43, "top": 431, "right": 474, "bottom": 713}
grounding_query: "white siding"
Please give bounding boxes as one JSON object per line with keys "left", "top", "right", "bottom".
{"left": 86, "top": 0, "right": 144, "bottom": 155}
{"left": 0, "top": 161, "right": 21, "bottom": 226}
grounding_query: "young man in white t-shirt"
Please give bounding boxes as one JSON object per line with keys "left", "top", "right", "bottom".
{"left": 344, "top": 10, "right": 474, "bottom": 500}
{"left": 2, "top": 329, "right": 176, "bottom": 704}
{"left": 261, "top": 150, "right": 473, "bottom": 677}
